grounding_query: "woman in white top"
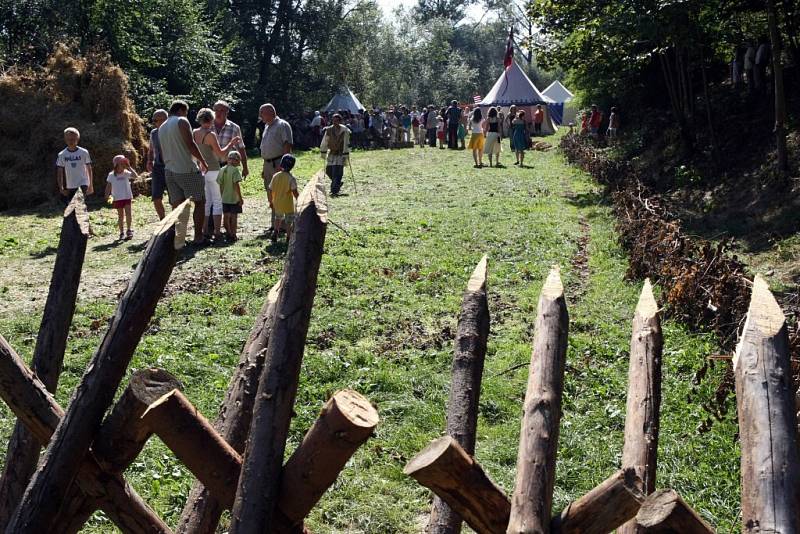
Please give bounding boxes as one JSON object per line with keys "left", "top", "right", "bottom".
{"left": 466, "top": 108, "right": 485, "bottom": 168}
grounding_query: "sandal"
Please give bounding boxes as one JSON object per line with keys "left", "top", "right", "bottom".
{"left": 125, "top": 230, "right": 133, "bottom": 240}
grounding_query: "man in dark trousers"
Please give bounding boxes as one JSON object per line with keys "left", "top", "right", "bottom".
{"left": 446, "top": 100, "right": 461, "bottom": 149}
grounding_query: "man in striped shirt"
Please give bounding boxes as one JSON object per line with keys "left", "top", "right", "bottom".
{"left": 212, "top": 100, "right": 249, "bottom": 178}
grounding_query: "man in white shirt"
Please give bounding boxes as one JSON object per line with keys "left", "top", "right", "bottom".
{"left": 56, "top": 127, "right": 94, "bottom": 203}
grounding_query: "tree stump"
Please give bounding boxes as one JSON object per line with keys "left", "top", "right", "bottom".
{"left": 635, "top": 489, "right": 715, "bottom": 533}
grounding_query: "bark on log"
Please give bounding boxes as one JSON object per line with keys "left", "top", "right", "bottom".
{"left": 0, "top": 192, "right": 90, "bottom": 528}
{"left": 0, "top": 335, "right": 172, "bottom": 534}
{"left": 507, "top": 267, "right": 569, "bottom": 534}
{"left": 176, "top": 280, "right": 282, "bottom": 534}
{"left": 404, "top": 436, "right": 510, "bottom": 534}
{"left": 635, "top": 489, "right": 715, "bottom": 533}
{"left": 7, "top": 200, "right": 190, "bottom": 534}
{"left": 551, "top": 468, "right": 644, "bottom": 534}
{"left": 429, "top": 255, "right": 490, "bottom": 534}
{"left": 618, "top": 279, "right": 663, "bottom": 534}
{"left": 275, "top": 389, "right": 379, "bottom": 532}
{"left": 734, "top": 275, "right": 800, "bottom": 532}
{"left": 230, "top": 175, "right": 328, "bottom": 534}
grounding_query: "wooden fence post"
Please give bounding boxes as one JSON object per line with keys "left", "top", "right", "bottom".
{"left": 507, "top": 267, "right": 569, "bottom": 534}
{"left": 618, "top": 279, "right": 663, "bottom": 534}
{"left": 405, "top": 436, "right": 511, "bottom": 534}
{"left": 230, "top": 176, "right": 328, "bottom": 534}
{"left": 7, "top": 200, "right": 190, "bottom": 533}
{"left": 635, "top": 489, "right": 715, "bottom": 533}
{"left": 734, "top": 275, "right": 800, "bottom": 532}
{"left": 429, "top": 255, "right": 490, "bottom": 534}
{"left": 176, "top": 280, "right": 282, "bottom": 534}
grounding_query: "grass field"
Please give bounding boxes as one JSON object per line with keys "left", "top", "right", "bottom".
{"left": 0, "top": 137, "right": 739, "bottom": 532}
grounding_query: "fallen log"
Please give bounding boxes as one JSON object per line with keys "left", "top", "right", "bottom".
{"left": 551, "top": 468, "right": 644, "bottom": 534}
{"left": 734, "top": 275, "right": 800, "bottom": 532}
{"left": 619, "top": 279, "right": 663, "bottom": 534}
{"left": 0, "top": 335, "right": 172, "bottom": 534}
{"left": 0, "top": 192, "right": 90, "bottom": 527}
{"left": 404, "top": 436, "right": 510, "bottom": 534}
{"left": 7, "top": 200, "right": 190, "bottom": 534}
{"left": 177, "top": 280, "right": 282, "bottom": 534}
{"left": 429, "top": 255, "right": 490, "bottom": 534}
{"left": 635, "top": 489, "right": 715, "bottom": 533}
{"left": 230, "top": 175, "right": 328, "bottom": 533}
{"left": 507, "top": 267, "right": 569, "bottom": 534}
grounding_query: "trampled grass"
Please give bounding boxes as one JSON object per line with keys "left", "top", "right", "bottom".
{"left": 0, "top": 138, "right": 738, "bottom": 532}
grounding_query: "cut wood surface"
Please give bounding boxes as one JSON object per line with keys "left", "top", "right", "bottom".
{"left": 551, "top": 468, "right": 644, "bottom": 534}
{"left": 734, "top": 275, "right": 800, "bottom": 533}
{"left": 275, "top": 389, "right": 379, "bottom": 531}
{"left": 636, "top": 489, "right": 715, "bottom": 533}
{"left": 507, "top": 267, "right": 569, "bottom": 534}
{"left": 230, "top": 175, "right": 328, "bottom": 534}
{"left": 618, "top": 279, "right": 663, "bottom": 534}
{"left": 177, "top": 280, "right": 282, "bottom": 534}
{"left": 430, "top": 255, "right": 490, "bottom": 534}
{"left": 0, "top": 191, "right": 90, "bottom": 528}
{"left": 0, "top": 335, "right": 172, "bottom": 534}
{"left": 7, "top": 200, "right": 190, "bottom": 534}
{"left": 404, "top": 436, "right": 511, "bottom": 534}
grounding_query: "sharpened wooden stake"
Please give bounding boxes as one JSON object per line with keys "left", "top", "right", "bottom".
{"left": 429, "top": 255, "right": 491, "bottom": 534}
{"left": 507, "top": 267, "right": 569, "bottom": 534}
{"left": 734, "top": 275, "right": 800, "bottom": 532}
{"left": 551, "top": 468, "right": 644, "bottom": 534}
{"left": 405, "top": 436, "right": 511, "bottom": 534}
{"left": 7, "top": 200, "right": 190, "bottom": 534}
{"left": 635, "top": 489, "right": 715, "bottom": 533}
{"left": 0, "top": 192, "right": 90, "bottom": 528}
{"left": 230, "top": 175, "right": 328, "bottom": 534}
{"left": 619, "top": 279, "right": 663, "bottom": 534}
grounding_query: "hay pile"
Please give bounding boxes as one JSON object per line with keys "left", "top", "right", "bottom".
{"left": 0, "top": 45, "right": 148, "bottom": 210}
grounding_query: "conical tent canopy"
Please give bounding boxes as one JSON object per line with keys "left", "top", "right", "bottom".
{"left": 542, "top": 80, "right": 574, "bottom": 103}
{"left": 323, "top": 86, "right": 365, "bottom": 114}
{"left": 480, "top": 61, "right": 553, "bottom": 107}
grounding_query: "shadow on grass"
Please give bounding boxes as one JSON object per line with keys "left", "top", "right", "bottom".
{"left": 1, "top": 196, "right": 112, "bottom": 219}
{"left": 566, "top": 190, "right": 607, "bottom": 209}
{"left": 29, "top": 246, "right": 59, "bottom": 259}
{"left": 93, "top": 240, "right": 125, "bottom": 252}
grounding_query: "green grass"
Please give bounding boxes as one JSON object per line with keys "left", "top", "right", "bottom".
{"left": 0, "top": 137, "right": 739, "bottom": 532}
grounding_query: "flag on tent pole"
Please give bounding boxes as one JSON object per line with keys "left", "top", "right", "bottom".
{"left": 500, "top": 26, "right": 514, "bottom": 96}
{"left": 473, "top": 94, "right": 482, "bottom": 104}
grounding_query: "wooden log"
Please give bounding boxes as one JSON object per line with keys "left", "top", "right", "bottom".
{"left": 429, "top": 255, "right": 490, "bottom": 534}
{"left": 551, "top": 468, "right": 644, "bottom": 534}
{"left": 0, "top": 192, "right": 90, "bottom": 528}
{"left": 734, "top": 275, "right": 800, "bottom": 532}
{"left": 230, "top": 175, "right": 328, "bottom": 534}
{"left": 7, "top": 200, "right": 191, "bottom": 534}
{"left": 618, "top": 279, "right": 663, "bottom": 534}
{"left": 176, "top": 280, "right": 282, "bottom": 534}
{"left": 0, "top": 335, "right": 172, "bottom": 534}
{"left": 404, "top": 436, "right": 510, "bottom": 534}
{"left": 507, "top": 267, "right": 569, "bottom": 534}
{"left": 275, "top": 389, "right": 379, "bottom": 531}
{"left": 635, "top": 489, "right": 715, "bottom": 533}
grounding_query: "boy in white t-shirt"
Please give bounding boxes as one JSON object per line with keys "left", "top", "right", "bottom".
{"left": 104, "top": 155, "right": 138, "bottom": 240}
{"left": 56, "top": 127, "right": 93, "bottom": 203}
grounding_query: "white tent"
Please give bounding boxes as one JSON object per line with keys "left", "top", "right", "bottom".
{"left": 323, "top": 86, "right": 365, "bottom": 114}
{"left": 479, "top": 61, "right": 558, "bottom": 135}
{"left": 542, "top": 80, "right": 574, "bottom": 103}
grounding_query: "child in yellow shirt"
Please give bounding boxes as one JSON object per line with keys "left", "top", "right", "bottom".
{"left": 268, "top": 154, "right": 299, "bottom": 243}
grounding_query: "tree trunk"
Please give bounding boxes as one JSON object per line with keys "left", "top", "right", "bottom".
{"left": 429, "top": 255, "right": 490, "bottom": 534}
{"left": 7, "top": 200, "right": 191, "bottom": 534}
{"left": 275, "top": 389, "right": 379, "bottom": 532}
{"left": 551, "top": 468, "right": 644, "bottom": 534}
{"left": 230, "top": 176, "right": 328, "bottom": 534}
{"left": 405, "top": 436, "right": 511, "bottom": 534}
{"left": 635, "top": 489, "right": 715, "bottom": 533}
{"left": 0, "top": 192, "right": 90, "bottom": 528}
{"left": 767, "top": 0, "right": 790, "bottom": 174}
{"left": 0, "top": 335, "right": 172, "bottom": 534}
{"left": 507, "top": 267, "right": 569, "bottom": 534}
{"left": 618, "top": 279, "right": 663, "bottom": 534}
{"left": 734, "top": 275, "right": 800, "bottom": 532}
{"left": 176, "top": 280, "right": 282, "bottom": 534}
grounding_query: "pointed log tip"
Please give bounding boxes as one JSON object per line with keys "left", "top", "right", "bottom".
{"left": 153, "top": 199, "right": 191, "bottom": 248}
{"left": 734, "top": 274, "right": 785, "bottom": 370}
{"left": 141, "top": 389, "right": 181, "bottom": 419}
{"left": 296, "top": 171, "right": 329, "bottom": 224}
{"left": 267, "top": 278, "right": 283, "bottom": 304}
{"left": 332, "top": 390, "right": 379, "bottom": 428}
{"left": 466, "top": 255, "right": 488, "bottom": 293}
{"left": 541, "top": 266, "right": 564, "bottom": 299}
{"left": 64, "top": 189, "right": 91, "bottom": 236}
{"left": 636, "top": 489, "right": 682, "bottom": 526}
{"left": 129, "top": 368, "right": 183, "bottom": 404}
{"left": 635, "top": 279, "right": 658, "bottom": 319}
{"left": 403, "top": 436, "right": 457, "bottom": 475}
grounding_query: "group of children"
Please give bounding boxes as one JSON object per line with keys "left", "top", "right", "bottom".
{"left": 56, "top": 126, "right": 300, "bottom": 245}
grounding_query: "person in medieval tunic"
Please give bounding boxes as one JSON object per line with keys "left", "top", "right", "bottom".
{"left": 320, "top": 113, "right": 351, "bottom": 196}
